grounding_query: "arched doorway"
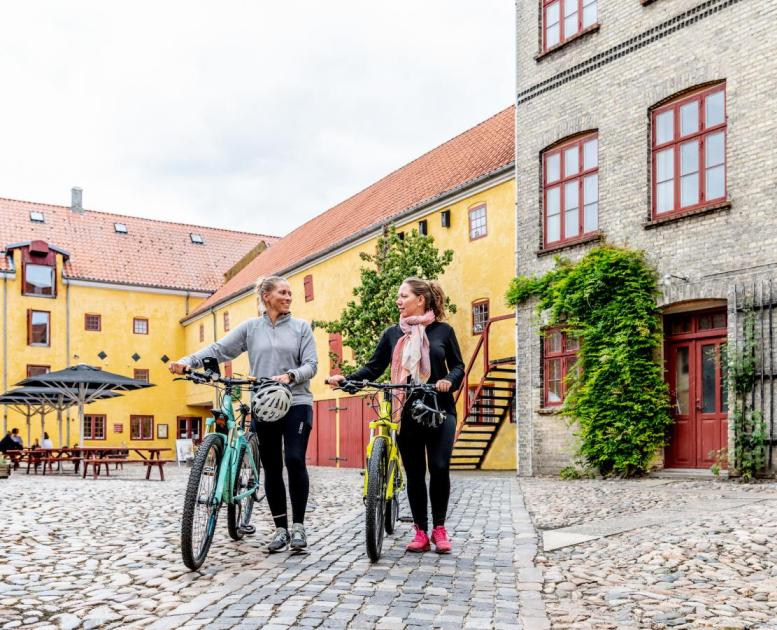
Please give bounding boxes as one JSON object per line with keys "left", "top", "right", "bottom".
{"left": 664, "top": 307, "right": 728, "bottom": 468}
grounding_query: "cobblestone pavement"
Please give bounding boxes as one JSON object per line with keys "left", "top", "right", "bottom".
{"left": 521, "top": 477, "right": 777, "bottom": 629}
{"left": 0, "top": 466, "right": 545, "bottom": 630}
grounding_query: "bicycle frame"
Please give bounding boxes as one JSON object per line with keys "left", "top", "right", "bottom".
{"left": 362, "top": 391, "right": 403, "bottom": 501}
{"left": 206, "top": 385, "right": 260, "bottom": 507}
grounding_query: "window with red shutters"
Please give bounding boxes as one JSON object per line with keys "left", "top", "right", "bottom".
{"left": 543, "top": 328, "right": 580, "bottom": 406}
{"left": 543, "top": 133, "right": 598, "bottom": 248}
{"left": 84, "top": 415, "right": 106, "bottom": 440}
{"left": 329, "top": 333, "right": 343, "bottom": 375}
{"left": 543, "top": 0, "right": 598, "bottom": 52}
{"left": 27, "top": 310, "right": 50, "bottom": 346}
{"left": 304, "top": 274, "right": 314, "bottom": 302}
{"left": 84, "top": 314, "right": 101, "bottom": 331}
{"left": 651, "top": 83, "right": 727, "bottom": 218}
{"left": 133, "top": 369, "right": 150, "bottom": 383}
{"left": 130, "top": 415, "right": 154, "bottom": 440}
{"left": 26, "top": 364, "right": 50, "bottom": 377}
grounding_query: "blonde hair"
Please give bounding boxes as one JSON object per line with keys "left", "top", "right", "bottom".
{"left": 402, "top": 277, "right": 446, "bottom": 321}
{"left": 254, "top": 275, "right": 288, "bottom": 314}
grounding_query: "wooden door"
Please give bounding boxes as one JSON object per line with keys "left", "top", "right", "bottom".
{"left": 306, "top": 412, "right": 319, "bottom": 466}
{"left": 338, "top": 397, "right": 365, "bottom": 468}
{"left": 666, "top": 336, "right": 727, "bottom": 468}
{"left": 313, "top": 399, "right": 337, "bottom": 467}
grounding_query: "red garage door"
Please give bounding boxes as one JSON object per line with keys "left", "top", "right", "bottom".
{"left": 312, "top": 399, "right": 337, "bottom": 467}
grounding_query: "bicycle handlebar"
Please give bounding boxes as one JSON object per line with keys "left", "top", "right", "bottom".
{"left": 327, "top": 378, "right": 439, "bottom": 396}
{"left": 176, "top": 369, "right": 258, "bottom": 387}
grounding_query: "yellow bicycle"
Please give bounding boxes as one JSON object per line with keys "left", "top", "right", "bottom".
{"left": 338, "top": 379, "right": 441, "bottom": 562}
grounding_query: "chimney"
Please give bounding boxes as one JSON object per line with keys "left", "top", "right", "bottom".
{"left": 71, "top": 187, "right": 83, "bottom": 213}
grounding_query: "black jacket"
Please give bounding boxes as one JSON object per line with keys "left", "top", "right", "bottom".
{"left": 348, "top": 321, "right": 465, "bottom": 415}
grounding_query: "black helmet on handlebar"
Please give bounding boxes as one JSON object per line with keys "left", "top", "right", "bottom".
{"left": 410, "top": 393, "right": 446, "bottom": 428}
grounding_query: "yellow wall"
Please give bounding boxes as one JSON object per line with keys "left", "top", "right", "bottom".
{"left": 182, "top": 177, "right": 517, "bottom": 469}
{"left": 1, "top": 248, "right": 209, "bottom": 456}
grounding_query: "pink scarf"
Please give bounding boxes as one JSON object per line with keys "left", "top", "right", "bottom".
{"left": 391, "top": 310, "right": 435, "bottom": 416}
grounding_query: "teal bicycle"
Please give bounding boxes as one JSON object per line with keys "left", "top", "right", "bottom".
{"left": 179, "top": 364, "right": 264, "bottom": 571}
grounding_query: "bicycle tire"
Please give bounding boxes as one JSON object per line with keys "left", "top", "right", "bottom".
{"left": 365, "top": 437, "right": 388, "bottom": 562}
{"left": 384, "top": 467, "right": 400, "bottom": 535}
{"left": 227, "top": 435, "right": 260, "bottom": 541}
{"left": 181, "top": 433, "right": 223, "bottom": 571}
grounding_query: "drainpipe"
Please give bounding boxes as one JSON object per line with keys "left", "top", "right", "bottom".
{"left": 513, "top": 0, "right": 525, "bottom": 477}
{"left": 65, "top": 275, "right": 71, "bottom": 446}
{"left": 3, "top": 272, "right": 7, "bottom": 435}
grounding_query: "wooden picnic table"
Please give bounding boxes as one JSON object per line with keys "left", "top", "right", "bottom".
{"left": 6, "top": 448, "right": 81, "bottom": 475}
{"left": 76, "top": 447, "right": 173, "bottom": 481}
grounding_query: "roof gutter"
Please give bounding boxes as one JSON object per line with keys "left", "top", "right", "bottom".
{"left": 181, "top": 161, "right": 515, "bottom": 325}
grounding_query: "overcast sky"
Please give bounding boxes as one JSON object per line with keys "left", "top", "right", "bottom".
{"left": 0, "top": 2, "right": 514, "bottom": 237}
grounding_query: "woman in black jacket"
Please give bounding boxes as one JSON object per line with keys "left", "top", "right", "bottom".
{"left": 327, "top": 277, "right": 464, "bottom": 553}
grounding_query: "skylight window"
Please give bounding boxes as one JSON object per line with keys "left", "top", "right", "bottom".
{"left": 114, "top": 223, "right": 128, "bottom": 234}
{"left": 29, "top": 211, "right": 45, "bottom": 223}
{"left": 190, "top": 233, "right": 204, "bottom": 244}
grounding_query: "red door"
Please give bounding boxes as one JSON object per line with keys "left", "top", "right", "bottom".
{"left": 313, "top": 399, "right": 337, "bottom": 467}
{"left": 306, "top": 413, "right": 319, "bottom": 466}
{"left": 665, "top": 310, "right": 728, "bottom": 468}
{"left": 338, "top": 397, "right": 365, "bottom": 468}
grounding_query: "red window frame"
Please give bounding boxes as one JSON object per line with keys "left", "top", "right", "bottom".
{"left": 472, "top": 300, "right": 490, "bottom": 335}
{"left": 26, "top": 364, "right": 50, "bottom": 377}
{"left": 329, "top": 333, "right": 343, "bottom": 375}
{"left": 27, "top": 310, "right": 50, "bottom": 346}
{"left": 651, "top": 84, "right": 727, "bottom": 219}
{"left": 177, "top": 416, "right": 203, "bottom": 443}
{"left": 84, "top": 414, "right": 106, "bottom": 440}
{"left": 199, "top": 323, "right": 205, "bottom": 343}
{"left": 543, "top": 327, "right": 579, "bottom": 406}
{"left": 130, "top": 415, "right": 154, "bottom": 440}
{"left": 84, "top": 313, "right": 101, "bottom": 331}
{"left": 542, "top": 0, "right": 598, "bottom": 52}
{"left": 543, "top": 133, "right": 599, "bottom": 248}
{"left": 133, "top": 317, "right": 149, "bottom": 335}
{"left": 304, "top": 274, "right": 314, "bottom": 302}
{"left": 223, "top": 311, "right": 230, "bottom": 332}
{"left": 468, "top": 204, "right": 487, "bottom": 240}
{"left": 133, "top": 369, "right": 150, "bottom": 383}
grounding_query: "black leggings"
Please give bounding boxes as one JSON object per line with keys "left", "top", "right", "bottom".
{"left": 396, "top": 412, "right": 456, "bottom": 532}
{"left": 252, "top": 405, "right": 312, "bottom": 530}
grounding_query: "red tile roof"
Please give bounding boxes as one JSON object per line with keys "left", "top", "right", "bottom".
{"left": 0, "top": 198, "right": 277, "bottom": 292}
{"left": 188, "top": 105, "right": 515, "bottom": 319}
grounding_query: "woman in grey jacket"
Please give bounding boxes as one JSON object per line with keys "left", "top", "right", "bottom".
{"left": 169, "top": 276, "right": 318, "bottom": 553}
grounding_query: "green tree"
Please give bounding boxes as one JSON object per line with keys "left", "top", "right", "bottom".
{"left": 317, "top": 226, "right": 455, "bottom": 376}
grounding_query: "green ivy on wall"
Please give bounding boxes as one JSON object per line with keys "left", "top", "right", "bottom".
{"left": 506, "top": 245, "right": 672, "bottom": 477}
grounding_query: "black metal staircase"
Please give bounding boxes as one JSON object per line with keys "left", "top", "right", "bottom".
{"left": 451, "top": 315, "right": 516, "bottom": 470}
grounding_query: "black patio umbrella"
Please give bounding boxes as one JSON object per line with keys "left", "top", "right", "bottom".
{"left": 17, "top": 364, "right": 153, "bottom": 447}
{"left": 0, "top": 386, "right": 123, "bottom": 448}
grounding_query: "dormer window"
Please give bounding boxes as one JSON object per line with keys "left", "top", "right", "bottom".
{"left": 190, "top": 233, "right": 204, "bottom": 244}
{"left": 22, "top": 241, "right": 56, "bottom": 297}
{"left": 29, "top": 211, "right": 45, "bottom": 223}
{"left": 114, "top": 223, "right": 128, "bottom": 234}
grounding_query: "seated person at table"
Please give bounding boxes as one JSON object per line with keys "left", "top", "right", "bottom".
{"left": 0, "top": 429, "right": 20, "bottom": 453}
{"left": 41, "top": 432, "right": 53, "bottom": 449}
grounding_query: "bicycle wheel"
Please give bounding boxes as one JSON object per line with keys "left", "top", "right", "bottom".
{"left": 181, "top": 433, "right": 223, "bottom": 571}
{"left": 365, "top": 437, "right": 388, "bottom": 562}
{"left": 227, "top": 435, "right": 260, "bottom": 541}
{"left": 384, "top": 466, "right": 400, "bottom": 535}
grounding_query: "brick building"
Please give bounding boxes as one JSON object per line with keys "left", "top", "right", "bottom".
{"left": 514, "top": 0, "right": 777, "bottom": 475}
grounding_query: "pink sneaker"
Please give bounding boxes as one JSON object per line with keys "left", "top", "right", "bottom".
{"left": 431, "top": 526, "right": 452, "bottom": 554}
{"left": 406, "top": 525, "right": 431, "bottom": 552}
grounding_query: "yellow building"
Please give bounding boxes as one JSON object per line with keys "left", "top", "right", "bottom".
{"left": 181, "top": 106, "right": 518, "bottom": 470}
{"left": 0, "top": 193, "right": 275, "bottom": 451}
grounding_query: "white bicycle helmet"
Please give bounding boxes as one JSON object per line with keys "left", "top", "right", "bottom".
{"left": 251, "top": 379, "right": 292, "bottom": 422}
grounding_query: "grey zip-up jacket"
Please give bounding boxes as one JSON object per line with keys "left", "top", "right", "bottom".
{"left": 178, "top": 314, "right": 318, "bottom": 406}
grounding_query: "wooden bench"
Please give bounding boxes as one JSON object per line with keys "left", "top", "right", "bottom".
{"left": 82, "top": 458, "right": 133, "bottom": 479}
{"left": 141, "top": 459, "right": 175, "bottom": 481}
{"left": 39, "top": 455, "right": 82, "bottom": 475}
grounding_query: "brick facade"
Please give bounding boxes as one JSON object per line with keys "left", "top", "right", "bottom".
{"left": 515, "top": 0, "right": 777, "bottom": 475}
